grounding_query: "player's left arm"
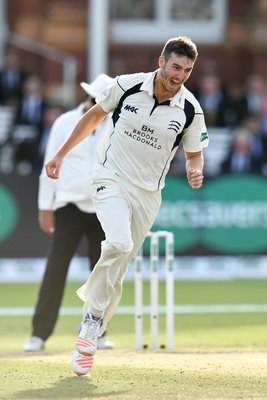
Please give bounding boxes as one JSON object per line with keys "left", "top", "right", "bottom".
{"left": 184, "top": 150, "right": 204, "bottom": 189}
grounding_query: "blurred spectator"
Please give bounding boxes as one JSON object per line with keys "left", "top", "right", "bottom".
{"left": 194, "top": 72, "right": 226, "bottom": 127}
{"left": 236, "top": 73, "right": 267, "bottom": 123}
{"left": 14, "top": 74, "right": 48, "bottom": 129}
{"left": 194, "top": 72, "right": 239, "bottom": 127}
{"left": 0, "top": 47, "right": 27, "bottom": 109}
{"left": 221, "top": 127, "right": 263, "bottom": 175}
{"left": 258, "top": 94, "right": 267, "bottom": 137}
{"left": 243, "top": 113, "right": 265, "bottom": 161}
{"left": 10, "top": 74, "right": 49, "bottom": 173}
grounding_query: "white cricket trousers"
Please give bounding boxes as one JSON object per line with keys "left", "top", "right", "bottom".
{"left": 76, "top": 169, "right": 162, "bottom": 334}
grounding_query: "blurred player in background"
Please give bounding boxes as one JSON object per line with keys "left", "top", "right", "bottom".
{"left": 45, "top": 36, "right": 209, "bottom": 376}
{"left": 24, "top": 74, "right": 114, "bottom": 352}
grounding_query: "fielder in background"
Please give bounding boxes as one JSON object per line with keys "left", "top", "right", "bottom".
{"left": 24, "top": 74, "right": 114, "bottom": 352}
{"left": 45, "top": 36, "right": 209, "bottom": 376}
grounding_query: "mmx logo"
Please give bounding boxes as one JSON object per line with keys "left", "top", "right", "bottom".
{"left": 168, "top": 120, "right": 181, "bottom": 133}
{"left": 124, "top": 104, "right": 138, "bottom": 114}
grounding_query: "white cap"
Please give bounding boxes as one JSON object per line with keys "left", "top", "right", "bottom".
{"left": 80, "top": 73, "right": 113, "bottom": 99}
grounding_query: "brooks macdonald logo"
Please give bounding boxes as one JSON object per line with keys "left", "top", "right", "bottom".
{"left": 124, "top": 124, "right": 161, "bottom": 149}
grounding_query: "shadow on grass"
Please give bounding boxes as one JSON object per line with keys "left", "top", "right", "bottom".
{"left": 12, "top": 376, "right": 127, "bottom": 399}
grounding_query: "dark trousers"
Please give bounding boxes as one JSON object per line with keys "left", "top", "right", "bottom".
{"left": 32, "top": 203, "right": 105, "bottom": 340}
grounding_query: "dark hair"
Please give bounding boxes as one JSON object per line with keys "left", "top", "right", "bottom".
{"left": 161, "top": 36, "right": 198, "bottom": 62}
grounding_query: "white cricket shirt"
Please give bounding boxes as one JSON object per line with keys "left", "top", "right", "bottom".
{"left": 95, "top": 70, "right": 209, "bottom": 191}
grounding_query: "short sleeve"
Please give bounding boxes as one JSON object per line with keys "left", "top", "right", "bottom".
{"left": 182, "top": 113, "right": 209, "bottom": 152}
{"left": 96, "top": 78, "right": 124, "bottom": 114}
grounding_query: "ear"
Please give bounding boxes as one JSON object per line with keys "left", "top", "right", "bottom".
{"left": 158, "top": 55, "right": 165, "bottom": 69}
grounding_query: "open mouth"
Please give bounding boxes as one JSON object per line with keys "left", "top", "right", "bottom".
{"left": 170, "top": 78, "right": 180, "bottom": 86}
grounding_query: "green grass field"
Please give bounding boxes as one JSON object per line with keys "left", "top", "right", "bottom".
{"left": 1, "top": 280, "right": 267, "bottom": 399}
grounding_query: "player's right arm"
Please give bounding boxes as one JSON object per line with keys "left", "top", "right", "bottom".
{"left": 46, "top": 104, "right": 108, "bottom": 179}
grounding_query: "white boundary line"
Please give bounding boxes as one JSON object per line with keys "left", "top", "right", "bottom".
{"left": 1, "top": 304, "right": 267, "bottom": 317}
{"left": 3, "top": 255, "right": 267, "bottom": 283}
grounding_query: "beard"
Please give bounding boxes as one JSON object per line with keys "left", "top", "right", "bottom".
{"left": 160, "top": 69, "right": 181, "bottom": 95}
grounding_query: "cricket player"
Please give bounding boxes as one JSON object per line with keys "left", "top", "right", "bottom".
{"left": 45, "top": 36, "right": 209, "bottom": 375}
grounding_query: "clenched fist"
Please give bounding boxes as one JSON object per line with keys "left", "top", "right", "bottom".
{"left": 187, "top": 169, "right": 204, "bottom": 189}
{"left": 45, "top": 155, "right": 64, "bottom": 179}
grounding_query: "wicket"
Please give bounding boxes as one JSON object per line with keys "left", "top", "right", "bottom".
{"left": 134, "top": 230, "right": 175, "bottom": 350}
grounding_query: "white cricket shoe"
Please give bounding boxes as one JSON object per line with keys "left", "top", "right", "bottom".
{"left": 97, "top": 336, "right": 114, "bottom": 349}
{"left": 72, "top": 350, "right": 94, "bottom": 376}
{"left": 76, "top": 313, "right": 103, "bottom": 356}
{"left": 23, "top": 336, "right": 45, "bottom": 352}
